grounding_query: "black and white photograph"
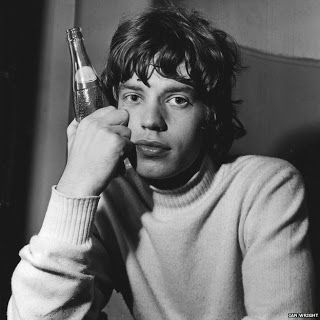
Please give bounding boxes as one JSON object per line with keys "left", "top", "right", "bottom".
{"left": 1, "top": 0, "right": 319, "bottom": 319}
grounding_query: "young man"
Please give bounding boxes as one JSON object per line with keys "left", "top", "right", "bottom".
{"left": 8, "top": 6, "right": 315, "bottom": 320}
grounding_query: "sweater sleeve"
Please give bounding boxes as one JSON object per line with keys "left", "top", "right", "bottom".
{"left": 240, "top": 160, "right": 315, "bottom": 319}
{"left": 7, "top": 187, "right": 115, "bottom": 320}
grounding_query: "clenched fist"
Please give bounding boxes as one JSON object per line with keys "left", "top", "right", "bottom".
{"left": 57, "top": 106, "right": 132, "bottom": 197}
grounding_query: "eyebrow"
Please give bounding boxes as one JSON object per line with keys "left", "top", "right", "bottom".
{"left": 119, "top": 82, "right": 195, "bottom": 95}
{"left": 163, "top": 85, "right": 194, "bottom": 95}
{"left": 119, "top": 83, "right": 144, "bottom": 92}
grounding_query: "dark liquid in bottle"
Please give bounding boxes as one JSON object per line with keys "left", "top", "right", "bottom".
{"left": 75, "top": 86, "right": 104, "bottom": 121}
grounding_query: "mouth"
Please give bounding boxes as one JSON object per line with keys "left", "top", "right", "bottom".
{"left": 134, "top": 139, "right": 171, "bottom": 157}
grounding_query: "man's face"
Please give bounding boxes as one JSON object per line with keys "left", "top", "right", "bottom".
{"left": 117, "top": 69, "right": 206, "bottom": 180}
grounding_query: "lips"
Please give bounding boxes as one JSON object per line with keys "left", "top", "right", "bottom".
{"left": 135, "top": 139, "right": 171, "bottom": 157}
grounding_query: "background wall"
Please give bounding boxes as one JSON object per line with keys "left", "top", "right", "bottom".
{"left": 183, "top": 0, "right": 320, "bottom": 60}
{"left": 25, "top": 0, "right": 76, "bottom": 245}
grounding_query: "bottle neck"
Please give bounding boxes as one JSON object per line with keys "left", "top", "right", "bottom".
{"left": 68, "top": 38, "right": 92, "bottom": 69}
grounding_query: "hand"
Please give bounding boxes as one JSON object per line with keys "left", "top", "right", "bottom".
{"left": 57, "top": 106, "right": 132, "bottom": 197}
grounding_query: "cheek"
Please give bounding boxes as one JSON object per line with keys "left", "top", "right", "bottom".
{"left": 182, "top": 128, "right": 203, "bottom": 152}
{"left": 172, "top": 115, "right": 205, "bottom": 151}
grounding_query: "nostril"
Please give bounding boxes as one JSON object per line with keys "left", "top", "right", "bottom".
{"left": 141, "top": 113, "right": 167, "bottom": 131}
{"left": 141, "top": 121, "right": 167, "bottom": 132}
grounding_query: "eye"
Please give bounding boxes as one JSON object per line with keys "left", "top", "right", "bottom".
{"left": 168, "top": 96, "right": 191, "bottom": 108}
{"left": 123, "top": 94, "right": 141, "bottom": 104}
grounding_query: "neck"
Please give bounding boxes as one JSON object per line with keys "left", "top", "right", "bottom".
{"left": 144, "top": 152, "right": 205, "bottom": 190}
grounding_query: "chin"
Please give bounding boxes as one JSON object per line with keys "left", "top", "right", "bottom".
{"left": 136, "top": 166, "right": 173, "bottom": 180}
{"left": 135, "top": 158, "right": 176, "bottom": 180}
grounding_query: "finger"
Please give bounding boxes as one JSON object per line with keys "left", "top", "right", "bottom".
{"left": 91, "top": 105, "right": 116, "bottom": 116}
{"left": 109, "top": 125, "right": 131, "bottom": 139}
{"left": 91, "top": 107, "right": 129, "bottom": 126}
{"left": 102, "top": 109, "right": 129, "bottom": 126}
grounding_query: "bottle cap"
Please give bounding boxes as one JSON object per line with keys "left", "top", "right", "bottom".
{"left": 66, "top": 27, "right": 83, "bottom": 41}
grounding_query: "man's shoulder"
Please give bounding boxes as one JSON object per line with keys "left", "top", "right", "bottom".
{"left": 223, "top": 154, "right": 297, "bottom": 171}
{"left": 220, "top": 154, "right": 303, "bottom": 190}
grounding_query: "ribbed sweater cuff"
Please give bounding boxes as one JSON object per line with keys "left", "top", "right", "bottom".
{"left": 39, "top": 186, "right": 100, "bottom": 245}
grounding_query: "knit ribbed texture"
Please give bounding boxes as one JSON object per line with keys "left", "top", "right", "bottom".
{"left": 39, "top": 187, "right": 100, "bottom": 245}
{"left": 149, "top": 154, "right": 218, "bottom": 209}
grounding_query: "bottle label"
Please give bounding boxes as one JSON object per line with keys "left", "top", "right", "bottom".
{"left": 75, "top": 66, "right": 97, "bottom": 83}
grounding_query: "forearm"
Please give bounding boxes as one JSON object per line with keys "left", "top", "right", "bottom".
{"left": 7, "top": 188, "right": 109, "bottom": 319}
{"left": 8, "top": 105, "right": 132, "bottom": 319}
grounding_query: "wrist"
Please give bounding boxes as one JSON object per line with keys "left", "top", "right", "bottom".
{"left": 57, "top": 175, "right": 102, "bottom": 197}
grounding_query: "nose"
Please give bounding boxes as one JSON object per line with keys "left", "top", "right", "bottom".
{"left": 141, "top": 99, "right": 167, "bottom": 132}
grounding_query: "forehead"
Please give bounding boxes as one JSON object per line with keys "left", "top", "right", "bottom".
{"left": 120, "top": 63, "right": 193, "bottom": 92}
{"left": 120, "top": 73, "right": 194, "bottom": 96}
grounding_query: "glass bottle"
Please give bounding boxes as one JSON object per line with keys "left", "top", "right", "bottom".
{"left": 66, "top": 27, "right": 107, "bottom": 122}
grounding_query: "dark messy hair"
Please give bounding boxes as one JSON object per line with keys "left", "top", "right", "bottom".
{"left": 102, "top": 6, "right": 245, "bottom": 160}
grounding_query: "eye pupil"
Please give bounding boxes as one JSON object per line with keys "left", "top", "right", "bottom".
{"left": 175, "top": 97, "right": 185, "bottom": 104}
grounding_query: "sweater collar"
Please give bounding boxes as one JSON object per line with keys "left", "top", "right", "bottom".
{"left": 129, "top": 154, "right": 217, "bottom": 209}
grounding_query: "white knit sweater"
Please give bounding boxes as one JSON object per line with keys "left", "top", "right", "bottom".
{"left": 8, "top": 155, "right": 315, "bottom": 319}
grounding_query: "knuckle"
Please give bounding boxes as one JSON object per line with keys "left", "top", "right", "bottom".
{"left": 79, "top": 116, "right": 92, "bottom": 128}
{"left": 120, "top": 128, "right": 131, "bottom": 139}
{"left": 109, "top": 132, "right": 121, "bottom": 145}
{"left": 125, "top": 127, "right": 132, "bottom": 138}
{"left": 67, "top": 120, "right": 78, "bottom": 136}
{"left": 79, "top": 116, "right": 100, "bottom": 132}
{"left": 107, "top": 105, "right": 116, "bottom": 111}
{"left": 99, "top": 126, "right": 112, "bottom": 138}
{"left": 109, "top": 134, "right": 125, "bottom": 152}
{"left": 119, "top": 109, "right": 129, "bottom": 120}
{"left": 67, "top": 125, "right": 73, "bottom": 136}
